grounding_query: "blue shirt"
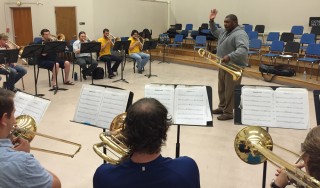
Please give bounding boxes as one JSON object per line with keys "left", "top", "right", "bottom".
{"left": 0, "top": 139, "right": 53, "bottom": 188}
{"left": 93, "top": 155, "right": 200, "bottom": 188}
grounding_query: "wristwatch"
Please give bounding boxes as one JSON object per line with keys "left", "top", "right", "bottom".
{"left": 270, "top": 179, "right": 281, "bottom": 188}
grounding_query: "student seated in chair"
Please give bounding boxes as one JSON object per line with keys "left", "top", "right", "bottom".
{"left": 97, "top": 29, "right": 122, "bottom": 79}
{"left": 38, "top": 29, "right": 74, "bottom": 89}
{"left": 128, "top": 30, "right": 150, "bottom": 74}
{"left": 0, "top": 33, "right": 27, "bottom": 92}
{"left": 93, "top": 98, "right": 200, "bottom": 188}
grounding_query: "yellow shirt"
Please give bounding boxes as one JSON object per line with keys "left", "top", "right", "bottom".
{"left": 128, "top": 37, "right": 140, "bottom": 54}
{"left": 98, "top": 37, "right": 112, "bottom": 57}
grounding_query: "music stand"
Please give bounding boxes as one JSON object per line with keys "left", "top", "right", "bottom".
{"left": 143, "top": 40, "right": 158, "bottom": 78}
{"left": 0, "top": 49, "right": 19, "bottom": 64}
{"left": 113, "top": 41, "right": 130, "bottom": 83}
{"left": 80, "top": 42, "right": 101, "bottom": 85}
{"left": 159, "top": 34, "right": 170, "bottom": 64}
{"left": 20, "top": 44, "right": 44, "bottom": 96}
{"left": 42, "top": 41, "right": 67, "bottom": 94}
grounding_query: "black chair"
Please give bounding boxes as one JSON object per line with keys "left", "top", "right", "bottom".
{"left": 175, "top": 24, "right": 182, "bottom": 30}
{"left": 311, "top": 26, "right": 320, "bottom": 41}
{"left": 279, "top": 41, "right": 300, "bottom": 64}
{"left": 200, "top": 23, "right": 209, "bottom": 29}
{"left": 254, "top": 25, "right": 265, "bottom": 42}
{"left": 280, "top": 32, "right": 294, "bottom": 43}
{"left": 37, "top": 64, "right": 65, "bottom": 87}
{"left": 124, "top": 49, "right": 137, "bottom": 73}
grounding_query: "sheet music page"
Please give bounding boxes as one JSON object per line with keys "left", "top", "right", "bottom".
{"left": 96, "top": 88, "right": 130, "bottom": 129}
{"left": 144, "top": 84, "right": 175, "bottom": 118}
{"left": 241, "top": 86, "right": 274, "bottom": 126}
{"left": 274, "top": 88, "right": 309, "bottom": 129}
{"left": 14, "top": 92, "right": 50, "bottom": 125}
{"left": 174, "top": 85, "right": 206, "bottom": 125}
{"left": 73, "top": 85, "right": 104, "bottom": 126}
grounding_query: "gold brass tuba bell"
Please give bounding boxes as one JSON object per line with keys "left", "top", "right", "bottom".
{"left": 12, "top": 115, "right": 81, "bottom": 158}
{"left": 234, "top": 126, "right": 320, "bottom": 188}
{"left": 93, "top": 113, "right": 129, "bottom": 165}
{"left": 198, "top": 48, "right": 243, "bottom": 81}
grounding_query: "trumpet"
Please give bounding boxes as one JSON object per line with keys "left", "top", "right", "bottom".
{"left": 6, "top": 40, "right": 27, "bottom": 64}
{"left": 198, "top": 48, "right": 243, "bottom": 81}
{"left": 0, "top": 64, "right": 11, "bottom": 73}
{"left": 234, "top": 126, "right": 320, "bottom": 188}
{"left": 107, "top": 33, "right": 120, "bottom": 45}
{"left": 12, "top": 115, "right": 81, "bottom": 158}
{"left": 93, "top": 113, "right": 129, "bottom": 165}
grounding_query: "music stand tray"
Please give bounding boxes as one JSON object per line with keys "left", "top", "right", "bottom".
{"left": 21, "top": 44, "right": 45, "bottom": 96}
{"left": 80, "top": 42, "right": 101, "bottom": 85}
{"left": 113, "top": 41, "right": 131, "bottom": 83}
{"left": 42, "top": 41, "right": 68, "bottom": 94}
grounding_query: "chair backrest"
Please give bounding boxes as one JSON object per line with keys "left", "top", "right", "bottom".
{"left": 249, "top": 39, "right": 262, "bottom": 50}
{"left": 270, "top": 40, "right": 284, "bottom": 52}
{"left": 191, "top": 31, "right": 199, "bottom": 39}
{"left": 185, "top": 24, "right": 193, "bottom": 31}
{"left": 180, "top": 30, "right": 188, "bottom": 38}
{"left": 305, "top": 44, "right": 320, "bottom": 56}
{"left": 244, "top": 24, "right": 253, "bottom": 33}
{"left": 248, "top": 31, "right": 258, "bottom": 40}
{"left": 311, "top": 26, "right": 320, "bottom": 35}
{"left": 283, "top": 41, "right": 300, "bottom": 53}
{"left": 174, "top": 34, "right": 184, "bottom": 43}
{"left": 121, "top": 37, "right": 129, "bottom": 41}
{"left": 195, "top": 36, "right": 206, "bottom": 46}
{"left": 266, "top": 32, "right": 280, "bottom": 42}
{"left": 33, "top": 37, "right": 42, "bottom": 44}
{"left": 290, "top": 26, "right": 304, "bottom": 35}
{"left": 280, "top": 32, "right": 294, "bottom": 42}
{"left": 200, "top": 23, "right": 209, "bottom": 29}
{"left": 175, "top": 24, "right": 182, "bottom": 30}
{"left": 300, "top": 33, "right": 316, "bottom": 45}
{"left": 254, "top": 25, "right": 265, "bottom": 33}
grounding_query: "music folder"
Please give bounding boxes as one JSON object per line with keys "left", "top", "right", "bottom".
{"left": 73, "top": 84, "right": 133, "bottom": 129}
{"left": 235, "top": 85, "right": 309, "bottom": 130}
{"left": 144, "top": 84, "right": 213, "bottom": 126}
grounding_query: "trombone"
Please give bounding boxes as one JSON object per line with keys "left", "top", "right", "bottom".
{"left": 198, "top": 48, "right": 243, "bottom": 81}
{"left": 234, "top": 126, "right": 320, "bottom": 188}
{"left": 6, "top": 40, "right": 27, "bottom": 64}
{"left": 93, "top": 113, "right": 129, "bottom": 165}
{"left": 12, "top": 115, "right": 81, "bottom": 158}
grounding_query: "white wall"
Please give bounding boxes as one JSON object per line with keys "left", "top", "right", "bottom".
{"left": 171, "top": 0, "right": 320, "bottom": 33}
{"left": 1, "top": 0, "right": 168, "bottom": 42}
{"left": 92, "top": 0, "right": 168, "bottom": 40}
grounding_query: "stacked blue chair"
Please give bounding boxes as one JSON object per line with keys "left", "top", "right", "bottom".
{"left": 262, "top": 32, "right": 280, "bottom": 47}
{"left": 248, "top": 39, "right": 262, "bottom": 66}
{"left": 248, "top": 31, "right": 258, "bottom": 40}
{"left": 193, "top": 36, "right": 207, "bottom": 60}
{"left": 191, "top": 31, "right": 199, "bottom": 40}
{"left": 167, "top": 34, "right": 183, "bottom": 56}
{"left": 261, "top": 40, "right": 284, "bottom": 64}
{"left": 185, "top": 24, "right": 193, "bottom": 31}
{"left": 296, "top": 44, "right": 320, "bottom": 79}
{"left": 300, "top": 33, "right": 315, "bottom": 52}
{"left": 244, "top": 24, "right": 253, "bottom": 34}
{"left": 291, "top": 26, "right": 304, "bottom": 37}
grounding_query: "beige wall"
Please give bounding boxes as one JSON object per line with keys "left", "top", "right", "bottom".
{"left": 0, "top": 0, "right": 168, "bottom": 43}
{"left": 171, "top": 0, "right": 320, "bottom": 33}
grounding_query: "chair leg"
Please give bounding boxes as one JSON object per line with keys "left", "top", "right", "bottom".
{"left": 133, "top": 60, "right": 136, "bottom": 73}
{"left": 61, "top": 68, "right": 65, "bottom": 83}
{"left": 317, "top": 63, "right": 320, "bottom": 81}
{"left": 21, "top": 77, "right": 25, "bottom": 90}
{"left": 296, "top": 60, "right": 300, "bottom": 73}
{"left": 310, "top": 62, "right": 314, "bottom": 79}
{"left": 72, "top": 63, "right": 75, "bottom": 78}
{"left": 47, "top": 70, "right": 51, "bottom": 87}
{"left": 80, "top": 66, "right": 82, "bottom": 82}
{"left": 105, "top": 62, "right": 107, "bottom": 77}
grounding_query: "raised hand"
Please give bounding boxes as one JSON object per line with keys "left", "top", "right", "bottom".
{"left": 209, "top": 9, "right": 218, "bottom": 20}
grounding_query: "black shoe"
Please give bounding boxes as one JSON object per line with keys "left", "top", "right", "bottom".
{"left": 212, "top": 108, "right": 223, "bottom": 114}
{"left": 108, "top": 73, "right": 115, "bottom": 79}
{"left": 217, "top": 114, "right": 233, "bottom": 121}
{"left": 138, "top": 70, "right": 143, "bottom": 74}
{"left": 82, "top": 70, "right": 87, "bottom": 80}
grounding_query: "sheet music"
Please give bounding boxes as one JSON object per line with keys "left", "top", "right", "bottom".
{"left": 14, "top": 92, "right": 51, "bottom": 125}
{"left": 274, "top": 88, "right": 309, "bottom": 129}
{"left": 241, "top": 86, "right": 274, "bottom": 126}
{"left": 144, "top": 84, "right": 175, "bottom": 118}
{"left": 73, "top": 85, "right": 130, "bottom": 129}
{"left": 241, "top": 86, "right": 309, "bottom": 129}
{"left": 174, "top": 85, "right": 207, "bottom": 125}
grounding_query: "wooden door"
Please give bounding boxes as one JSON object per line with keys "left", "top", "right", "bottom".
{"left": 11, "top": 7, "right": 33, "bottom": 46}
{"left": 55, "top": 7, "right": 77, "bottom": 43}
